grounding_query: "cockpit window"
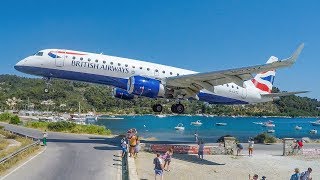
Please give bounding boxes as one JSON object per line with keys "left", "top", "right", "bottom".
{"left": 35, "top": 52, "right": 43, "bottom": 56}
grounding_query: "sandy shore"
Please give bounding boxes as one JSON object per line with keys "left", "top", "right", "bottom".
{"left": 135, "top": 144, "right": 320, "bottom": 180}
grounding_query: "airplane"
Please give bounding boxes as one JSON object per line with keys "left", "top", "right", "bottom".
{"left": 14, "top": 44, "right": 307, "bottom": 114}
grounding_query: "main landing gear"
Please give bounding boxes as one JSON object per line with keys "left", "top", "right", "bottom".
{"left": 152, "top": 103, "right": 185, "bottom": 114}
{"left": 43, "top": 77, "right": 52, "bottom": 93}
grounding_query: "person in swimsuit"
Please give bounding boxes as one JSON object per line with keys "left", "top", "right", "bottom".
{"left": 163, "top": 147, "right": 174, "bottom": 171}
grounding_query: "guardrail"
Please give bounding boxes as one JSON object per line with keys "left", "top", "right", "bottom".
{"left": 0, "top": 128, "right": 41, "bottom": 165}
{"left": 0, "top": 140, "right": 40, "bottom": 164}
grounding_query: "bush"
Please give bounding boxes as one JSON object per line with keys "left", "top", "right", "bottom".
{"left": 254, "top": 133, "right": 277, "bottom": 144}
{"left": 0, "top": 112, "right": 12, "bottom": 122}
{"left": 25, "top": 121, "right": 48, "bottom": 129}
{"left": 47, "top": 121, "right": 76, "bottom": 132}
{"left": 0, "top": 126, "right": 4, "bottom": 130}
{"left": 9, "top": 115, "right": 21, "bottom": 125}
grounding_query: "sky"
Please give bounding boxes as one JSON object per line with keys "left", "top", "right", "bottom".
{"left": 0, "top": 0, "right": 319, "bottom": 99}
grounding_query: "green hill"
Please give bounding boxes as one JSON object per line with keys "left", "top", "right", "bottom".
{"left": 0, "top": 75, "right": 319, "bottom": 116}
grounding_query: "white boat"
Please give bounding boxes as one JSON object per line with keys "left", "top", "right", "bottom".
{"left": 174, "top": 123, "right": 185, "bottom": 131}
{"left": 191, "top": 120, "right": 202, "bottom": 126}
{"left": 295, "top": 126, "right": 302, "bottom": 130}
{"left": 310, "top": 120, "right": 320, "bottom": 126}
{"left": 262, "top": 121, "right": 276, "bottom": 127}
{"left": 253, "top": 122, "right": 263, "bottom": 125}
{"left": 156, "top": 114, "right": 167, "bottom": 118}
{"left": 267, "top": 129, "right": 275, "bottom": 133}
{"left": 310, "top": 129, "right": 318, "bottom": 134}
{"left": 216, "top": 122, "right": 227, "bottom": 126}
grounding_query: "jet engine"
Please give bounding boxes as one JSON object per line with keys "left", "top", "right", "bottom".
{"left": 127, "top": 76, "right": 165, "bottom": 98}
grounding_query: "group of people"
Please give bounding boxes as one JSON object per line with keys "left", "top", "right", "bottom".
{"left": 290, "top": 167, "right": 313, "bottom": 180}
{"left": 236, "top": 138, "right": 255, "bottom": 156}
{"left": 121, "top": 128, "right": 140, "bottom": 158}
{"left": 153, "top": 147, "right": 174, "bottom": 180}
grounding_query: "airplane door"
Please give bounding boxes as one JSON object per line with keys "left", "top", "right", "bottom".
{"left": 55, "top": 50, "right": 65, "bottom": 67}
{"left": 241, "top": 88, "right": 247, "bottom": 99}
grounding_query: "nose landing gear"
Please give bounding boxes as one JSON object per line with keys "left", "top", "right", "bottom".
{"left": 43, "top": 77, "right": 52, "bottom": 93}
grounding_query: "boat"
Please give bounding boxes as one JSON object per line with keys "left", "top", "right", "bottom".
{"left": 156, "top": 114, "right": 167, "bottom": 118}
{"left": 310, "top": 129, "right": 318, "bottom": 134}
{"left": 253, "top": 122, "right": 263, "bottom": 125}
{"left": 310, "top": 120, "right": 320, "bottom": 126}
{"left": 267, "top": 129, "right": 275, "bottom": 133}
{"left": 216, "top": 122, "right": 227, "bottom": 126}
{"left": 174, "top": 123, "right": 185, "bottom": 131}
{"left": 191, "top": 120, "right": 202, "bottom": 126}
{"left": 262, "top": 121, "right": 275, "bottom": 127}
{"left": 295, "top": 126, "right": 302, "bottom": 130}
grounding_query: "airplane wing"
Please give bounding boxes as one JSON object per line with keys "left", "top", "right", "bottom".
{"left": 165, "top": 44, "right": 304, "bottom": 97}
{"left": 261, "top": 91, "right": 309, "bottom": 98}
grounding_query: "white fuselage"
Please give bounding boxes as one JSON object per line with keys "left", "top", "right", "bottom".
{"left": 15, "top": 49, "right": 272, "bottom": 105}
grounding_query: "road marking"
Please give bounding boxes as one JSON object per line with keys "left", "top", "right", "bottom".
{"left": 116, "top": 152, "right": 121, "bottom": 180}
{"left": 0, "top": 146, "right": 47, "bottom": 180}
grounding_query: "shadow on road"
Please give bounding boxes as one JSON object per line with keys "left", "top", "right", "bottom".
{"left": 173, "top": 154, "right": 225, "bottom": 165}
{"left": 94, "top": 146, "right": 120, "bottom": 151}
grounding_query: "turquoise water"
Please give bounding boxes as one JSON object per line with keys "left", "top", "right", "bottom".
{"left": 94, "top": 115, "right": 320, "bottom": 142}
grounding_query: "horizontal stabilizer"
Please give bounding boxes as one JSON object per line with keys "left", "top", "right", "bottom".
{"left": 261, "top": 91, "right": 309, "bottom": 98}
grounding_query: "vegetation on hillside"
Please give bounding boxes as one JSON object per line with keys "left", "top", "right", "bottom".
{"left": 0, "top": 75, "right": 319, "bottom": 116}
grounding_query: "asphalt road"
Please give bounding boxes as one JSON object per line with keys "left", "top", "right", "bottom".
{"left": 0, "top": 123, "right": 122, "bottom": 180}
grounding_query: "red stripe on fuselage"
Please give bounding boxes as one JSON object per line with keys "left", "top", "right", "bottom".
{"left": 56, "top": 51, "right": 87, "bottom": 55}
{"left": 251, "top": 79, "right": 271, "bottom": 93}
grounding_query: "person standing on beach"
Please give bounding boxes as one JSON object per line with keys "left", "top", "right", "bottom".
{"left": 236, "top": 142, "right": 243, "bottom": 156}
{"left": 248, "top": 174, "right": 259, "bottom": 180}
{"left": 153, "top": 153, "right": 164, "bottom": 180}
{"left": 248, "top": 138, "right": 254, "bottom": 156}
{"left": 163, "top": 147, "right": 174, "bottom": 171}
{"left": 198, "top": 139, "right": 205, "bottom": 159}
{"left": 42, "top": 130, "right": 48, "bottom": 146}
{"left": 300, "top": 167, "right": 312, "bottom": 180}
{"left": 290, "top": 168, "right": 300, "bottom": 180}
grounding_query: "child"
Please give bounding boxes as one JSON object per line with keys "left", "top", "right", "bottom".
{"left": 163, "top": 147, "right": 174, "bottom": 171}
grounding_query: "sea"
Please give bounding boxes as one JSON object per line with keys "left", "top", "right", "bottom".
{"left": 93, "top": 115, "right": 320, "bottom": 143}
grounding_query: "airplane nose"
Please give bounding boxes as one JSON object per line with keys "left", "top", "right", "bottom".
{"left": 14, "top": 59, "right": 25, "bottom": 71}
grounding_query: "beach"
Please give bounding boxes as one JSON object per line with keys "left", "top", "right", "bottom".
{"left": 135, "top": 143, "right": 320, "bottom": 180}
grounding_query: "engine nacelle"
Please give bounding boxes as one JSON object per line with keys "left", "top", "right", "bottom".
{"left": 112, "top": 88, "right": 134, "bottom": 100}
{"left": 127, "top": 76, "right": 165, "bottom": 98}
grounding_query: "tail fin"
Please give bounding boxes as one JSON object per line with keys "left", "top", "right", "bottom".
{"left": 251, "top": 56, "right": 277, "bottom": 94}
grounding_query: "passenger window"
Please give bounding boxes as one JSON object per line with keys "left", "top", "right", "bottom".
{"left": 103, "top": 61, "right": 106, "bottom": 64}
{"left": 80, "top": 57, "right": 83, "bottom": 60}
{"left": 177, "top": 73, "right": 180, "bottom": 76}
{"left": 125, "top": 64, "right": 128, "bottom": 67}
{"left": 147, "top": 68, "right": 150, "bottom": 71}
{"left": 232, "top": 85, "right": 234, "bottom": 88}
{"left": 95, "top": 60, "right": 98, "bottom": 63}
{"left": 132, "top": 66, "right": 135, "bottom": 68}
{"left": 237, "top": 87, "right": 239, "bottom": 89}
{"left": 155, "top": 69, "right": 158, "bottom": 72}
{"left": 139, "top": 67, "right": 142, "bottom": 69}
{"left": 72, "top": 56, "right": 76, "bottom": 60}
{"left": 110, "top": 62, "right": 113, "bottom": 65}
{"left": 118, "top": 63, "right": 121, "bottom": 66}
{"left": 170, "top": 72, "right": 173, "bottom": 75}
{"left": 227, "top": 84, "right": 229, "bottom": 87}
{"left": 162, "top": 71, "right": 165, "bottom": 74}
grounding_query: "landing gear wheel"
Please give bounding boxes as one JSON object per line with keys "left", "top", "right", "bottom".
{"left": 152, "top": 104, "right": 163, "bottom": 113}
{"left": 171, "top": 104, "right": 185, "bottom": 114}
{"left": 175, "top": 104, "right": 184, "bottom": 114}
{"left": 44, "top": 88, "right": 49, "bottom": 93}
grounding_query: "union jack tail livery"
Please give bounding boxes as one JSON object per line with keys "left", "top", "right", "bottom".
{"left": 251, "top": 56, "right": 277, "bottom": 94}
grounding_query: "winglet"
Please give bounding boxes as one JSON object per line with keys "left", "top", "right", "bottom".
{"left": 287, "top": 43, "right": 304, "bottom": 64}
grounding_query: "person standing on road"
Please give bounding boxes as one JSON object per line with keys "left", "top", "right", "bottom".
{"left": 134, "top": 136, "right": 140, "bottom": 158}
{"left": 42, "top": 130, "right": 48, "bottom": 146}
{"left": 129, "top": 134, "right": 137, "bottom": 157}
{"left": 153, "top": 153, "right": 164, "bottom": 180}
{"left": 248, "top": 138, "right": 254, "bottom": 157}
{"left": 300, "top": 167, "right": 312, "bottom": 180}
{"left": 121, "top": 137, "right": 127, "bottom": 158}
{"left": 290, "top": 168, "right": 300, "bottom": 180}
